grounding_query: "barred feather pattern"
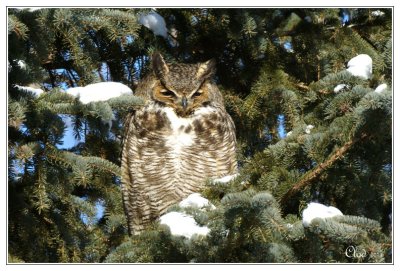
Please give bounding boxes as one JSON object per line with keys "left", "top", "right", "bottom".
{"left": 121, "top": 101, "right": 237, "bottom": 235}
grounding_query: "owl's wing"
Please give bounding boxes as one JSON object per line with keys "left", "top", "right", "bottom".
{"left": 120, "top": 111, "right": 138, "bottom": 235}
{"left": 121, "top": 111, "right": 134, "bottom": 147}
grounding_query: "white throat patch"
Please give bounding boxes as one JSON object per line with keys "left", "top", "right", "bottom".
{"left": 161, "top": 106, "right": 215, "bottom": 149}
{"left": 163, "top": 107, "right": 192, "bottom": 134}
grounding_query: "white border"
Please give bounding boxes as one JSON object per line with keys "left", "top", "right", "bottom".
{"left": 1, "top": 0, "right": 399, "bottom": 7}
{"left": 2, "top": 2, "right": 399, "bottom": 271}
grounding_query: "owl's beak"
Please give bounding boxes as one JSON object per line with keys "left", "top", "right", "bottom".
{"left": 181, "top": 96, "right": 188, "bottom": 110}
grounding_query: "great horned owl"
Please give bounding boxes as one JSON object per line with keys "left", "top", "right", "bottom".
{"left": 121, "top": 53, "right": 237, "bottom": 235}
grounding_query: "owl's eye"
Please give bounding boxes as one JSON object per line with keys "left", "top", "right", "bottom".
{"left": 160, "top": 89, "right": 175, "bottom": 97}
{"left": 192, "top": 89, "right": 203, "bottom": 97}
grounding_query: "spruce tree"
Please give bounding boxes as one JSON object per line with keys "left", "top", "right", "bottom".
{"left": 8, "top": 8, "right": 392, "bottom": 263}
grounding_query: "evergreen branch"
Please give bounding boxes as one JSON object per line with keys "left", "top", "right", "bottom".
{"left": 280, "top": 133, "right": 368, "bottom": 205}
{"left": 339, "top": 28, "right": 385, "bottom": 72}
{"left": 8, "top": 253, "right": 25, "bottom": 263}
{"left": 107, "top": 94, "right": 145, "bottom": 115}
{"left": 32, "top": 162, "right": 51, "bottom": 214}
{"left": 85, "top": 156, "right": 121, "bottom": 177}
{"left": 296, "top": 82, "right": 310, "bottom": 91}
{"left": 308, "top": 217, "right": 368, "bottom": 243}
{"left": 281, "top": 89, "right": 302, "bottom": 126}
{"left": 383, "top": 38, "right": 392, "bottom": 70}
{"left": 8, "top": 101, "right": 27, "bottom": 128}
{"left": 333, "top": 215, "right": 381, "bottom": 231}
{"left": 8, "top": 15, "right": 29, "bottom": 39}
{"left": 284, "top": 221, "right": 305, "bottom": 241}
{"left": 45, "top": 145, "right": 121, "bottom": 178}
{"left": 13, "top": 142, "right": 42, "bottom": 161}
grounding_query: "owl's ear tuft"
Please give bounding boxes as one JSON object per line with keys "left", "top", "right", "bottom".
{"left": 152, "top": 52, "right": 169, "bottom": 78}
{"left": 196, "top": 59, "right": 216, "bottom": 80}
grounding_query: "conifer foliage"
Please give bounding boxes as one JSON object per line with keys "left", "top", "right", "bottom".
{"left": 8, "top": 8, "right": 392, "bottom": 263}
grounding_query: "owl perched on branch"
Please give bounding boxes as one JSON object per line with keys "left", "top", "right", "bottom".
{"left": 121, "top": 53, "right": 237, "bottom": 235}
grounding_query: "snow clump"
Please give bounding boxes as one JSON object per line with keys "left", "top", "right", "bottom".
{"left": 212, "top": 174, "right": 238, "bottom": 184}
{"left": 179, "top": 193, "right": 216, "bottom": 210}
{"left": 17, "top": 60, "right": 27, "bottom": 70}
{"left": 139, "top": 12, "right": 168, "bottom": 38}
{"left": 375, "top": 83, "right": 387, "bottom": 94}
{"left": 159, "top": 211, "right": 210, "bottom": 238}
{"left": 302, "top": 202, "right": 343, "bottom": 227}
{"left": 15, "top": 85, "right": 44, "bottom": 97}
{"left": 346, "top": 54, "right": 372, "bottom": 80}
{"left": 334, "top": 84, "right": 348, "bottom": 93}
{"left": 66, "top": 82, "right": 132, "bottom": 104}
{"left": 15, "top": 7, "right": 44, "bottom": 12}
{"left": 371, "top": 10, "right": 385, "bottom": 17}
{"left": 305, "top": 124, "right": 314, "bottom": 134}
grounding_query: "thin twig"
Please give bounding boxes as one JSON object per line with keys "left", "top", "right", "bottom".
{"left": 280, "top": 133, "right": 368, "bottom": 205}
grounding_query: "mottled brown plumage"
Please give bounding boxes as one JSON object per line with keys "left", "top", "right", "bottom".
{"left": 121, "top": 53, "right": 237, "bottom": 235}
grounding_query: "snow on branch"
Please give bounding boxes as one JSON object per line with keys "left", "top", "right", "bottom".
{"left": 159, "top": 211, "right": 210, "bottom": 239}
{"left": 346, "top": 54, "right": 372, "bottom": 80}
{"left": 333, "top": 84, "right": 349, "bottom": 94}
{"left": 375, "top": 83, "right": 387, "bottom": 94}
{"left": 179, "top": 193, "right": 216, "bottom": 210}
{"left": 160, "top": 193, "right": 215, "bottom": 238}
{"left": 15, "top": 85, "right": 44, "bottom": 97}
{"left": 302, "top": 202, "right": 343, "bottom": 227}
{"left": 212, "top": 174, "right": 238, "bottom": 184}
{"left": 305, "top": 124, "right": 314, "bottom": 134}
{"left": 65, "top": 82, "right": 132, "bottom": 104}
{"left": 139, "top": 12, "right": 168, "bottom": 38}
{"left": 15, "top": 82, "right": 133, "bottom": 105}
{"left": 15, "top": 7, "right": 44, "bottom": 12}
{"left": 371, "top": 10, "right": 385, "bottom": 17}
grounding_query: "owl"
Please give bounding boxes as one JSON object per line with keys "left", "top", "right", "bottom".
{"left": 121, "top": 53, "right": 237, "bottom": 235}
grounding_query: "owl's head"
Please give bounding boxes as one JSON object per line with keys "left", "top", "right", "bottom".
{"left": 151, "top": 52, "right": 219, "bottom": 117}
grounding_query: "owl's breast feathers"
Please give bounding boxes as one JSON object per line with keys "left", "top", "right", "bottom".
{"left": 121, "top": 103, "right": 237, "bottom": 235}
